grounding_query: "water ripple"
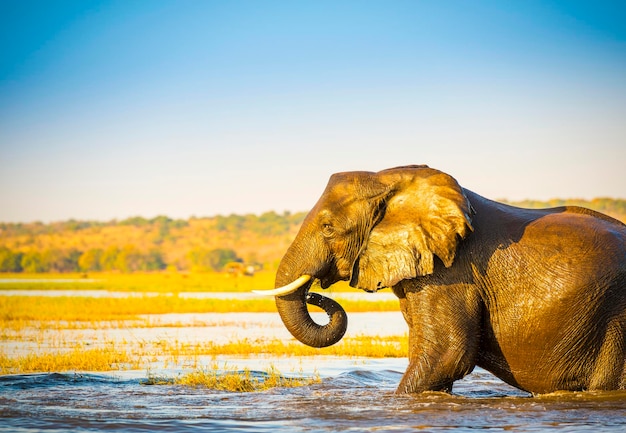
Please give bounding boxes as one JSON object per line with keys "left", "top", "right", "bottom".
{"left": 1, "top": 368, "right": 626, "bottom": 432}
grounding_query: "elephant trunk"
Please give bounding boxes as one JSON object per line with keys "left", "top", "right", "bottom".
{"left": 274, "top": 252, "right": 348, "bottom": 348}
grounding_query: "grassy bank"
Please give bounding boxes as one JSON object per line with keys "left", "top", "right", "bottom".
{"left": 0, "top": 348, "right": 140, "bottom": 373}
{"left": 0, "top": 271, "right": 355, "bottom": 293}
{"left": 0, "top": 271, "right": 278, "bottom": 292}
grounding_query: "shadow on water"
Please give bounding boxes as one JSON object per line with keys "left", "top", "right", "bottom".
{"left": 2, "top": 367, "right": 626, "bottom": 432}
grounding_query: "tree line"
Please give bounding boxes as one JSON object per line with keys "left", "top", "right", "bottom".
{"left": 500, "top": 197, "right": 626, "bottom": 216}
{"left": 0, "top": 245, "right": 243, "bottom": 273}
{"left": 1, "top": 199, "right": 624, "bottom": 274}
{"left": 0, "top": 211, "right": 306, "bottom": 273}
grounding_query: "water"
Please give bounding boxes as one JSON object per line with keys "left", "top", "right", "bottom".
{"left": 2, "top": 365, "right": 626, "bottom": 432}
{"left": 2, "top": 290, "right": 626, "bottom": 432}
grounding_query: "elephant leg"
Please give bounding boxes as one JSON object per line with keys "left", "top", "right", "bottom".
{"left": 590, "top": 318, "right": 626, "bottom": 390}
{"left": 398, "top": 344, "right": 456, "bottom": 393}
{"left": 396, "top": 284, "right": 482, "bottom": 394}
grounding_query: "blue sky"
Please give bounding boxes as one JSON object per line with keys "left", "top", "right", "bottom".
{"left": 1, "top": 0, "right": 624, "bottom": 223}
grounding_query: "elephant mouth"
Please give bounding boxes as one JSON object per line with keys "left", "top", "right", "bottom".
{"left": 319, "top": 276, "right": 335, "bottom": 289}
{"left": 321, "top": 274, "right": 353, "bottom": 290}
{"left": 318, "top": 259, "right": 354, "bottom": 289}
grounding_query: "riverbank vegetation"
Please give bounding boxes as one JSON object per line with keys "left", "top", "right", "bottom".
{"left": 0, "top": 348, "right": 139, "bottom": 373}
{"left": 0, "top": 334, "right": 407, "bottom": 376}
{"left": 1, "top": 199, "right": 624, "bottom": 274}
{"left": 0, "top": 212, "right": 306, "bottom": 274}
{"left": 144, "top": 365, "right": 322, "bottom": 391}
{"left": 0, "top": 271, "right": 405, "bottom": 384}
{"left": 0, "top": 270, "right": 282, "bottom": 292}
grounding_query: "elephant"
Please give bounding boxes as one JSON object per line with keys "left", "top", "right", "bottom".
{"left": 255, "top": 165, "right": 626, "bottom": 395}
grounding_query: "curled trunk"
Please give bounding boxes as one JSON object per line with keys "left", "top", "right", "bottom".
{"left": 274, "top": 275, "right": 348, "bottom": 348}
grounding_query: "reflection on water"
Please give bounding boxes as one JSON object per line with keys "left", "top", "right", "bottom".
{"left": 2, "top": 366, "right": 626, "bottom": 433}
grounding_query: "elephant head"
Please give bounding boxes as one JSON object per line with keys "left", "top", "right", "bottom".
{"left": 258, "top": 165, "right": 474, "bottom": 348}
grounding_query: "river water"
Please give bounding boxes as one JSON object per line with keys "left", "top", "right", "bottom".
{"left": 2, "top": 291, "right": 626, "bottom": 431}
{"left": 2, "top": 363, "right": 626, "bottom": 432}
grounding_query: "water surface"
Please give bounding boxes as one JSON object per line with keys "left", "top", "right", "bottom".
{"left": 2, "top": 363, "right": 625, "bottom": 432}
{"left": 2, "top": 290, "right": 625, "bottom": 432}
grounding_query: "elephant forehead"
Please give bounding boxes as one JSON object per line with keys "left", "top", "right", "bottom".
{"left": 325, "top": 171, "right": 387, "bottom": 200}
{"left": 329, "top": 171, "right": 374, "bottom": 183}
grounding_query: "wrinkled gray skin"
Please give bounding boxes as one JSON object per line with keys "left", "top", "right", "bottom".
{"left": 274, "top": 165, "right": 626, "bottom": 394}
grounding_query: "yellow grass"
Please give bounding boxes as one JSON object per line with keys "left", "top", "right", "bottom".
{"left": 0, "top": 351, "right": 320, "bottom": 391}
{"left": 0, "top": 334, "right": 407, "bottom": 376}
{"left": 0, "top": 348, "right": 139, "bottom": 374}
{"left": 138, "top": 335, "right": 407, "bottom": 360}
{"left": 0, "top": 294, "right": 399, "bottom": 327}
{"left": 0, "top": 271, "right": 355, "bottom": 293}
{"left": 0, "top": 295, "right": 276, "bottom": 322}
{"left": 145, "top": 365, "right": 321, "bottom": 391}
{"left": 0, "top": 271, "right": 272, "bottom": 292}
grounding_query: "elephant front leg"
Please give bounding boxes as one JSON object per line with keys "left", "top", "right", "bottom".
{"left": 397, "top": 336, "right": 470, "bottom": 393}
{"left": 396, "top": 285, "right": 482, "bottom": 394}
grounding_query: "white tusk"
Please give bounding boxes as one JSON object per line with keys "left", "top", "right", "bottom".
{"left": 252, "top": 275, "right": 312, "bottom": 296}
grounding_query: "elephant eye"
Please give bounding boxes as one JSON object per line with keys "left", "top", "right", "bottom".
{"left": 321, "top": 223, "right": 334, "bottom": 236}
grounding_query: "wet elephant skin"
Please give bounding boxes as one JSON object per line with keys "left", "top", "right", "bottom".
{"left": 273, "top": 165, "right": 626, "bottom": 394}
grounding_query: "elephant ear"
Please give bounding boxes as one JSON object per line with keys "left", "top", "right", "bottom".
{"left": 353, "top": 166, "right": 474, "bottom": 291}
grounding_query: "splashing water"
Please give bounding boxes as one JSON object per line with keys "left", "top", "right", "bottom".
{"left": 2, "top": 361, "right": 626, "bottom": 433}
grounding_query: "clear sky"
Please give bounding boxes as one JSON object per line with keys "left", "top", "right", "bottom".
{"left": 1, "top": 0, "right": 625, "bottom": 223}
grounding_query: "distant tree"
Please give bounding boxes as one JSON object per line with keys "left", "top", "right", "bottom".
{"left": 144, "top": 249, "right": 166, "bottom": 271}
{"left": 43, "top": 249, "right": 81, "bottom": 272}
{"left": 215, "top": 214, "right": 245, "bottom": 232}
{"left": 208, "top": 248, "right": 240, "bottom": 271}
{"left": 78, "top": 249, "right": 103, "bottom": 272}
{"left": 257, "top": 211, "right": 290, "bottom": 235}
{"left": 115, "top": 245, "right": 143, "bottom": 273}
{"left": 21, "top": 251, "right": 46, "bottom": 273}
{"left": 187, "top": 249, "right": 207, "bottom": 272}
{"left": 0, "top": 247, "right": 23, "bottom": 272}
{"left": 500, "top": 198, "right": 626, "bottom": 222}
{"left": 150, "top": 215, "right": 171, "bottom": 245}
{"left": 120, "top": 216, "right": 149, "bottom": 227}
{"left": 100, "top": 246, "right": 120, "bottom": 271}
{"left": 62, "top": 219, "right": 96, "bottom": 232}
{"left": 188, "top": 248, "right": 240, "bottom": 271}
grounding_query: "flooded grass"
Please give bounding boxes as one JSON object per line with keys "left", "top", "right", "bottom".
{"left": 144, "top": 364, "right": 321, "bottom": 392}
{"left": 0, "top": 333, "right": 407, "bottom": 375}
{"left": 0, "top": 279, "right": 407, "bottom": 377}
{"left": 197, "top": 335, "right": 407, "bottom": 358}
{"left": 0, "top": 347, "right": 140, "bottom": 373}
